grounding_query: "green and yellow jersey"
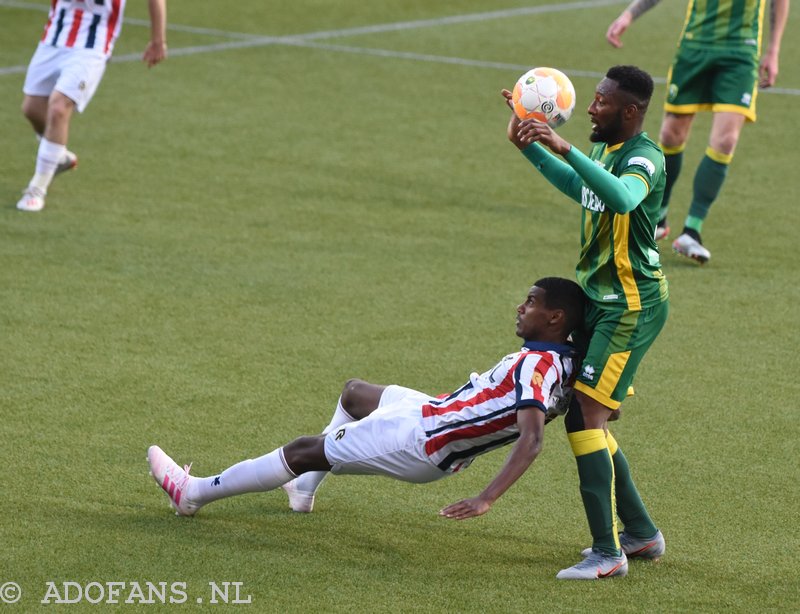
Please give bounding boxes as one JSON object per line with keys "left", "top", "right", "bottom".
{"left": 575, "top": 134, "right": 668, "bottom": 310}
{"left": 521, "top": 132, "right": 669, "bottom": 311}
{"left": 679, "top": 0, "right": 766, "bottom": 51}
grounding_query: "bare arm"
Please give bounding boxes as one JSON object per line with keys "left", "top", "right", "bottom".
{"left": 143, "top": 0, "right": 168, "bottom": 68}
{"left": 606, "top": 0, "right": 663, "bottom": 47}
{"left": 439, "top": 408, "right": 545, "bottom": 520}
{"left": 759, "top": 0, "right": 790, "bottom": 88}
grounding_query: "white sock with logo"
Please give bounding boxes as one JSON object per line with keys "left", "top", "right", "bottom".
{"left": 190, "top": 448, "right": 295, "bottom": 504}
{"left": 289, "top": 397, "right": 356, "bottom": 496}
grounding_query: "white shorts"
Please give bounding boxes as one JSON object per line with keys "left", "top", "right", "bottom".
{"left": 23, "top": 44, "right": 108, "bottom": 113}
{"left": 376, "top": 384, "right": 423, "bottom": 408}
{"left": 324, "top": 386, "right": 446, "bottom": 483}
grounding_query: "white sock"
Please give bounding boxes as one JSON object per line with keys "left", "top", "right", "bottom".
{"left": 30, "top": 138, "right": 66, "bottom": 192}
{"left": 290, "top": 397, "right": 356, "bottom": 495}
{"left": 190, "top": 448, "right": 295, "bottom": 504}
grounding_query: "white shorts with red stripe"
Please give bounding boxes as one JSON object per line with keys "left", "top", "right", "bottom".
{"left": 323, "top": 386, "right": 447, "bottom": 483}
{"left": 23, "top": 44, "right": 108, "bottom": 113}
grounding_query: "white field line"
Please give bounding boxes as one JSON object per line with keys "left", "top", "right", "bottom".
{"left": 1, "top": 0, "right": 797, "bottom": 95}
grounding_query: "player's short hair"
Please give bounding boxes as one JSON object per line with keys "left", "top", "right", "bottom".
{"left": 606, "top": 65, "right": 654, "bottom": 112}
{"left": 533, "top": 277, "right": 586, "bottom": 337}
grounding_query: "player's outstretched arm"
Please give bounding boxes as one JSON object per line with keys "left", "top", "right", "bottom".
{"left": 759, "top": 0, "right": 789, "bottom": 88}
{"left": 606, "top": 0, "right": 662, "bottom": 48}
{"left": 606, "top": 10, "right": 633, "bottom": 48}
{"left": 439, "top": 408, "right": 544, "bottom": 520}
{"left": 143, "top": 0, "right": 168, "bottom": 68}
{"left": 563, "top": 146, "right": 649, "bottom": 214}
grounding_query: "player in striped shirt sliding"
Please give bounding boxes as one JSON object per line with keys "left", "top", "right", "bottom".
{"left": 148, "top": 277, "right": 583, "bottom": 527}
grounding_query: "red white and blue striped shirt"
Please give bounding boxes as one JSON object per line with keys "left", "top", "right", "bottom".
{"left": 40, "top": 0, "right": 126, "bottom": 58}
{"left": 421, "top": 341, "right": 576, "bottom": 473}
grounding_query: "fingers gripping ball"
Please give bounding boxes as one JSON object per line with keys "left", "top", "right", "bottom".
{"left": 512, "top": 67, "right": 576, "bottom": 128}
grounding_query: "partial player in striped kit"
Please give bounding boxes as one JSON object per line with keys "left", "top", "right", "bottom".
{"left": 605, "top": 0, "right": 790, "bottom": 263}
{"left": 16, "top": 0, "right": 168, "bottom": 212}
{"left": 147, "top": 278, "right": 584, "bottom": 525}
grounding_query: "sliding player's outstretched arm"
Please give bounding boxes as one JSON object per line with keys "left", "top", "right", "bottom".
{"left": 439, "top": 407, "right": 544, "bottom": 520}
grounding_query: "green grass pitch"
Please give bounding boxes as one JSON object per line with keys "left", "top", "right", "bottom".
{"left": 1, "top": 0, "right": 798, "bottom": 611}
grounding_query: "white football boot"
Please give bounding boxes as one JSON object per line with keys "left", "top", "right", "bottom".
{"left": 672, "top": 232, "right": 710, "bottom": 264}
{"left": 557, "top": 550, "right": 628, "bottom": 580}
{"left": 281, "top": 479, "right": 316, "bottom": 513}
{"left": 147, "top": 445, "right": 203, "bottom": 516}
{"left": 55, "top": 150, "right": 78, "bottom": 176}
{"left": 16, "top": 186, "right": 46, "bottom": 212}
{"left": 581, "top": 530, "right": 666, "bottom": 561}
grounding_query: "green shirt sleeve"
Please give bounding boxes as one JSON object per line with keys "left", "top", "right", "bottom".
{"left": 564, "top": 146, "right": 648, "bottom": 214}
{"left": 521, "top": 143, "right": 583, "bottom": 203}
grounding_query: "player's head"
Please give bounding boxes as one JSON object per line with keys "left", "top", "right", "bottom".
{"left": 589, "top": 65, "right": 654, "bottom": 143}
{"left": 606, "top": 65, "right": 654, "bottom": 110}
{"left": 516, "top": 277, "right": 586, "bottom": 343}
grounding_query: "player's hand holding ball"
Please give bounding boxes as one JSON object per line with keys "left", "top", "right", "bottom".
{"left": 504, "top": 67, "right": 575, "bottom": 155}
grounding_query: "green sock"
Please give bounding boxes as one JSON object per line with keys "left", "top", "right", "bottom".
{"left": 608, "top": 434, "right": 658, "bottom": 539}
{"left": 569, "top": 429, "right": 621, "bottom": 556}
{"left": 684, "top": 215, "right": 704, "bottom": 234}
{"left": 660, "top": 150, "right": 683, "bottom": 223}
{"left": 688, "top": 153, "right": 729, "bottom": 228}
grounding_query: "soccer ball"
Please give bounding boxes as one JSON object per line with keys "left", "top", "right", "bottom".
{"left": 511, "top": 67, "right": 576, "bottom": 128}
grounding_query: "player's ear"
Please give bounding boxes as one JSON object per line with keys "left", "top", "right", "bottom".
{"left": 623, "top": 102, "right": 639, "bottom": 120}
{"left": 550, "top": 308, "right": 566, "bottom": 327}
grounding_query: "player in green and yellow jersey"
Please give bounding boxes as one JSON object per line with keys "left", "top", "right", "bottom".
{"left": 606, "top": 0, "right": 790, "bottom": 263}
{"left": 504, "top": 65, "right": 668, "bottom": 580}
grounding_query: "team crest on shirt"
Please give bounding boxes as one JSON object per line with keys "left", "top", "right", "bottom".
{"left": 668, "top": 84, "right": 678, "bottom": 102}
{"left": 581, "top": 364, "right": 595, "bottom": 381}
{"left": 79, "top": 81, "right": 86, "bottom": 91}
{"left": 531, "top": 372, "right": 544, "bottom": 387}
